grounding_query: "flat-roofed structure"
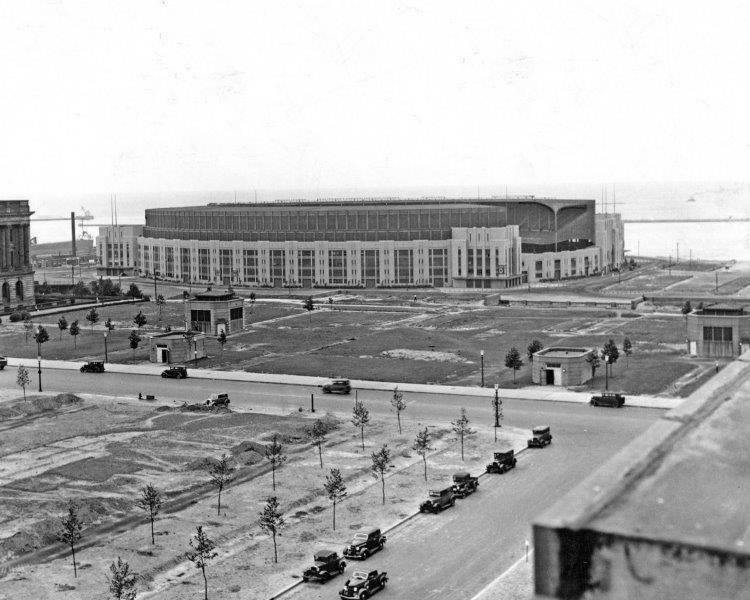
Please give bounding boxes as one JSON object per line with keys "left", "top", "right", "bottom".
{"left": 1, "top": 200, "right": 35, "bottom": 309}
{"left": 532, "top": 346, "right": 594, "bottom": 386}
{"left": 532, "top": 360, "right": 750, "bottom": 600}
{"left": 186, "top": 288, "right": 244, "bottom": 335}
{"left": 132, "top": 196, "right": 622, "bottom": 289}
{"left": 149, "top": 330, "right": 207, "bottom": 363}
{"left": 686, "top": 303, "right": 750, "bottom": 357}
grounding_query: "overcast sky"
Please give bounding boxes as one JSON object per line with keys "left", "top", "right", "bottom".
{"left": 1, "top": 1, "right": 749, "bottom": 199}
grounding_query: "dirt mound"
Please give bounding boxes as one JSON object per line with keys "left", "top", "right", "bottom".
{"left": 230, "top": 440, "right": 266, "bottom": 465}
{"left": 155, "top": 405, "right": 173, "bottom": 412}
{"left": 0, "top": 393, "right": 83, "bottom": 420}
{"left": 179, "top": 402, "right": 231, "bottom": 413}
{"left": 184, "top": 456, "right": 221, "bottom": 471}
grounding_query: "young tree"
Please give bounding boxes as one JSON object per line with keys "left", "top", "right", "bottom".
{"left": 451, "top": 408, "right": 474, "bottom": 461}
{"left": 107, "top": 557, "right": 138, "bottom": 600}
{"left": 33, "top": 325, "right": 50, "bottom": 346}
{"left": 156, "top": 294, "right": 166, "bottom": 321}
{"left": 85, "top": 307, "right": 99, "bottom": 332}
{"left": 23, "top": 316, "right": 34, "bottom": 343}
{"left": 586, "top": 348, "right": 601, "bottom": 380}
{"left": 135, "top": 483, "right": 163, "bottom": 544}
{"left": 309, "top": 419, "right": 328, "bottom": 468}
{"left": 128, "top": 330, "right": 142, "bottom": 358}
{"left": 216, "top": 330, "right": 227, "bottom": 358}
{"left": 302, "top": 296, "right": 314, "bottom": 324}
{"left": 133, "top": 310, "right": 147, "bottom": 329}
{"left": 58, "top": 315, "right": 69, "bottom": 340}
{"left": 504, "top": 347, "right": 523, "bottom": 383}
{"left": 265, "top": 435, "right": 287, "bottom": 491}
{"left": 69, "top": 319, "right": 80, "bottom": 348}
{"left": 105, "top": 316, "right": 115, "bottom": 332}
{"left": 126, "top": 282, "right": 142, "bottom": 299}
{"left": 323, "top": 467, "right": 347, "bottom": 530}
{"left": 57, "top": 505, "right": 83, "bottom": 578}
{"left": 209, "top": 454, "right": 235, "bottom": 515}
{"left": 390, "top": 387, "right": 406, "bottom": 434}
{"left": 259, "top": 496, "right": 285, "bottom": 563}
{"left": 16, "top": 364, "right": 30, "bottom": 401}
{"left": 187, "top": 525, "right": 217, "bottom": 600}
{"left": 527, "top": 339, "right": 544, "bottom": 360}
{"left": 370, "top": 444, "right": 392, "bottom": 505}
{"left": 623, "top": 337, "right": 633, "bottom": 367}
{"left": 602, "top": 338, "right": 620, "bottom": 375}
{"left": 352, "top": 400, "right": 370, "bottom": 452}
{"left": 413, "top": 427, "right": 432, "bottom": 481}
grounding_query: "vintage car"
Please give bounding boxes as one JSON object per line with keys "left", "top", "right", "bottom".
{"left": 80, "top": 361, "right": 105, "bottom": 373}
{"left": 339, "top": 570, "right": 388, "bottom": 599}
{"left": 419, "top": 487, "right": 455, "bottom": 513}
{"left": 590, "top": 391, "right": 626, "bottom": 408}
{"left": 161, "top": 365, "right": 188, "bottom": 379}
{"left": 302, "top": 549, "right": 346, "bottom": 583}
{"left": 451, "top": 471, "right": 479, "bottom": 498}
{"left": 0, "top": 356, "right": 7, "bottom": 370}
{"left": 343, "top": 527, "right": 386, "bottom": 560}
{"left": 486, "top": 449, "right": 517, "bottom": 474}
{"left": 527, "top": 425, "right": 552, "bottom": 448}
{"left": 322, "top": 378, "right": 352, "bottom": 394}
{"left": 205, "top": 393, "right": 230, "bottom": 407}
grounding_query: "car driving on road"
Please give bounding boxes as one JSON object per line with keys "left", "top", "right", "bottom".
{"left": 527, "top": 425, "right": 552, "bottom": 448}
{"left": 322, "top": 378, "right": 352, "bottom": 394}
{"left": 302, "top": 550, "right": 346, "bottom": 583}
{"left": 0, "top": 356, "right": 7, "bottom": 370}
{"left": 80, "top": 361, "right": 105, "bottom": 373}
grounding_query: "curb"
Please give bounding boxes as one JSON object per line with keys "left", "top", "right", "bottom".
{"left": 1, "top": 358, "right": 679, "bottom": 410}
{"left": 266, "top": 439, "right": 530, "bottom": 600}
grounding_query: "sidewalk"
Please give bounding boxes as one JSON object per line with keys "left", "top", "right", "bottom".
{"left": 1, "top": 357, "right": 681, "bottom": 409}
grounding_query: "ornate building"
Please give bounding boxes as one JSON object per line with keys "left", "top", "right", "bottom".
{"left": 1, "top": 200, "right": 35, "bottom": 309}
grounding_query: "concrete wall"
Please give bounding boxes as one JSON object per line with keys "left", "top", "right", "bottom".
{"left": 149, "top": 334, "right": 206, "bottom": 363}
{"left": 532, "top": 349, "right": 593, "bottom": 386}
{"left": 686, "top": 312, "right": 750, "bottom": 357}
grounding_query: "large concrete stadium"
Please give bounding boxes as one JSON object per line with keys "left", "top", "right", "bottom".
{"left": 98, "top": 197, "right": 624, "bottom": 289}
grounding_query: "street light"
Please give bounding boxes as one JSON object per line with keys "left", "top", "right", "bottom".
{"left": 604, "top": 355, "right": 610, "bottom": 391}
{"left": 35, "top": 326, "right": 43, "bottom": 392}
{"left": 480, "top": 350, "right": 485, "bottom": 387}
{"left": 103, "top": 331, "right": 109, "bottom": 362}
{"left": 493, "top": 383, "right": 502, "bottom": 442}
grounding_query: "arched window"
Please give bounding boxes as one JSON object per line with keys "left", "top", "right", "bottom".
{"left": 1, "top": 281, "right": 10, "bottom": 302}
{"left": 15, "top": 279, "right": 23, "bottom": 301}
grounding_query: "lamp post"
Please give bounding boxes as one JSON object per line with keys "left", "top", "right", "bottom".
{"left": 103, "top": 331, "right": 109, "bottom": 362}
{"left": 493, "top": 383, "right": 502, "bottom": 442}
{"left": 604, "top": 355, "right": 610, "bottom": 391}
{"left": 480, "top": 350, "right": 485, "bottom": 387}
{"left": 35, "top": 326, "right": 43, "bottom": 392}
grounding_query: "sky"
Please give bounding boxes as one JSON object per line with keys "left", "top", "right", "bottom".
{"left": 1, "top": 0, "right": 750, "bottom": 205}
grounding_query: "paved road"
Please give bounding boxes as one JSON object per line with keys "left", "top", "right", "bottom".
{"left": 0, "top": 369, "right": 661, "bottom": 599}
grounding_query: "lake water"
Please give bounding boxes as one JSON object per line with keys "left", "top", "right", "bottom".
{"left": 28, "top": 181, "right": 750, "bottom": 262}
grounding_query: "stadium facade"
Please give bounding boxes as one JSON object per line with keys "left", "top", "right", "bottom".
{"left": 98, "top": 197, "right": 624, "bottom": 289}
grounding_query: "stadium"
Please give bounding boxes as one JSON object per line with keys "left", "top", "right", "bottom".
{"left": 99, "top": 197, "right": 624, "bottom": 289}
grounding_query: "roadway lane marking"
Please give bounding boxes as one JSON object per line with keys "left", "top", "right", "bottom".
{"left": 469, "top": 549, "right": 534, "bottom": 600}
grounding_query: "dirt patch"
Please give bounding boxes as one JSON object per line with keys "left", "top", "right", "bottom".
{"left": 381, "top": 349, "right": 471, "bottom": 363}
{"left": 0, "top": 393, "right": 82, "bottom": 420}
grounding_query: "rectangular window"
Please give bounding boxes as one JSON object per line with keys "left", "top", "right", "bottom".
{"left": 229, "top": 306, "right": 243, "bottom": 320}
{"left": 181, "top": 248, "right": 191, "bottom": 281}
{"left": 151, "top": 247, "right": 160, "bottom": 276}
{"left": 394, "top": 249, "right": 413, "bottom": 284}
{"left": 220, "top": 249, "right": 233, "bottom": 282}
{"left": 298, "top": 249, "right": 315, "bottom": 282}
{"left": 198, "top": 249, "right": 210, "bottom": 280}
{"left": 165, "top": 247, "right": 175, "bottom": 278}
{"left": 467, "top": 248, "right": 474, "bottom": 276}
{"left": 243, "top": 249, "right": 259, "bottom": 282}
{"left": 270, "top": 249, "right": 285, "bottom": 282}
{"left": 361, "top": 249, "right": 380, "bottom": 284}
{"left": 484, "top": 248, "right": 491, "bottom": 277}
{"left": 429, "top": 248, "right": 448, "bottom": 286}
{"left": 328, "top": 249, "right": 346, "bottom": 285}
{"left": 535, "top": 260, "right": 543, "bottom": 279}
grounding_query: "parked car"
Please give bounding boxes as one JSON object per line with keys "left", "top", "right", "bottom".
{"left": 339, "top": 570, "right": 388, "bottom": 599}
{"left": 527, "top": 425, "right": 552, "bottom": 448}
{"left": 80, "top": 361, "right": 105, "bottom": 373}
{"left": 590, "top": 391, "right": 625, "bottom": 408}
{"left": 322, "top": 378, "right": 352, "bottom": 394}
{"left": 0, "top": 356, "right": 7, "bottom": 370}
{"left": 343, "top": 527, "right": 386, "bottom": 560}
{"left": 205, "top": 393, "right": 230, "bottom": 407}
{"left": 486, "top": 449, "right": 517, "bottom": 474}
{"left": 302, "top": 550, "right": 346, "bottom": 583}
{"left": 451, "top": 471, "right": 479, "bottom": 498}
{"left": 161, "top": 365, "right": 188, "bottom": 379}
{"left": 419, "top": 487, "right": 455, "bottom": 513}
